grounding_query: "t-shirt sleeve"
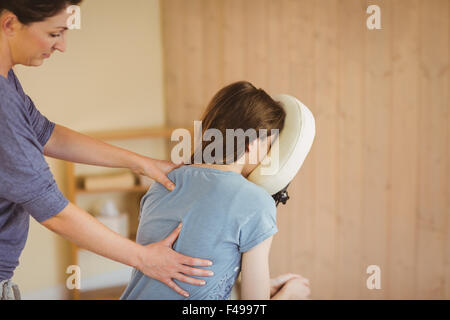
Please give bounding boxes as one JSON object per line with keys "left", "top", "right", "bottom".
{"left": 8, "top": 69, "right": 55, "bottom": 147}
{"left": 238, "top": 203, "right": 278, "bottom": 253}
{"left": 0, "top": 91, "right": 68, "bottom": 223}
{"left": 26, "top": 95, "right": 55, "bottom": 147}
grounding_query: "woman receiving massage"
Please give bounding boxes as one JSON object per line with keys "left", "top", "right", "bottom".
{"left": 121, "top": 81, "right": 311, "bottom": 300}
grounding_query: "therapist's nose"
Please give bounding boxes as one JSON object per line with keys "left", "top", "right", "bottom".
{"left": 54, "top": 35, "right": 67, "bottom": 53}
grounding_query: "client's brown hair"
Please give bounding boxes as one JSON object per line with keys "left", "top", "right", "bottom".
{"left": 191, "top": 81, "right": 286, "bottom": 164}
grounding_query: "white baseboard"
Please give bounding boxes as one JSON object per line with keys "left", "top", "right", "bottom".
{"left": 80, "top": 266, "right": 132, "bottom": 292}
{"left": 21, "top": 267, "right": 133, "bottom": 300}
{"left": 21, "top": 285, "right": 69, "bottom": 300}
{"left": 22, "top": 268, "right": 239, "bottom": 300}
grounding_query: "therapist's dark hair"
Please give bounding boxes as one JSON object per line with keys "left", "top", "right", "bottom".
{"left": 191, "top": 81, "right": 286, "bottom": 164}
{"left": 0, "top": 0, "right": 82, "bottom": 25}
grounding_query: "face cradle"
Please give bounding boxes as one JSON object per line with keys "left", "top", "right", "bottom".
{"left": 6, "top": 8, "right": 72, "bottom": 66}
{"left": 251, "top": 134, "right": 273, "bottom": 164}
{"left": 248, "top": 94, "right": 316, "bottom": 199}
{"left": 242, "top": 134, "right": 275, "bottom": 177}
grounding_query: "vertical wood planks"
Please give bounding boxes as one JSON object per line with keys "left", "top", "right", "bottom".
{"left": 244, "top": 0, "right": 268, "bottom": 88}
{"left": 390, "top": 0, "right": 420, "bottom": 299}
{"left": 184, "top": 0, "right": 205, "bottom": 122}
{"left": 311, "top": 0, "right": 339, "bottom": 299}
{"left": 265, "top": 0, "right": 293, "bottom": 279}
{"left": 361, "top": 0, "right": 392, "bottom": 299}
{"left": 161, "top": 0, "right": 450, "bottom": 299}
{"left": 335, "top": 0, "right": 365, "bottom": 299}
{"left": 447, "top": 0, "right": 450, "bottom": 300}
{"left": 284, "top": 0, "right": 317, "bottom": 294}
{"left": 223, "top": 0, "right": 246, "bottom": 84}
{"left": 162, "top": 0, "right": 186, "bottom": 127}
{"left": 202, "top": 0, "right": 225, "bottom": 102}
{"left": 416, "top": 0, "right": 449, "bottom": 299}
{"left": 266, "top": 0, "right": 290, "bottom": 95}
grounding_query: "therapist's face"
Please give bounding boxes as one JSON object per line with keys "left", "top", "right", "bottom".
{"left": 6, "top": 8, "right": 72, "bottom": 67}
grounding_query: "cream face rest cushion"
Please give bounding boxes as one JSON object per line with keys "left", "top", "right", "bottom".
{"left": 247, "top": 94, "right": 316, "bottom": 206}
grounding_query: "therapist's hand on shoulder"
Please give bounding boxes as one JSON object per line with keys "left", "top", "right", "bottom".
{"left": 133, "top": 156, "right": 183, "bottom": 191}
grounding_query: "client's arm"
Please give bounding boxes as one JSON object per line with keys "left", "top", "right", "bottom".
{"left": 270, "top": 274, "right": 311, "bottom": 300}
{"left": 240, "top": 237, "right": 311, "bottom": 300}
{"left": 240, "top": 236, "right": 273, "bottom": 300}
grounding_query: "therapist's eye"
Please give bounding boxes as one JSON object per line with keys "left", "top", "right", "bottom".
{"left": 50, "top": 33, "right": 61, "bottom": 38}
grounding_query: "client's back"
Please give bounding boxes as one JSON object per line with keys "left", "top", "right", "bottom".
{"left": 121, "top": 165, "right": 277, "bottom": 300}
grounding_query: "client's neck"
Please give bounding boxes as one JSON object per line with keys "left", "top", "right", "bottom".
{"left": 190, "top": 161, "right": 257, "bottom": 178}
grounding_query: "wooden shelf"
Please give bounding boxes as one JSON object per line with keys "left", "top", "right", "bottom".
{"left": 77, "top": 285, "right": 127, "bottom": 300}
{"left": 83, "top": 126, "right": 181, "bottom": 141}
{"left": 75, "top": 185, "right": 149, "bottom": 195}
{"left": 65, "top": 127, "right": 175, "bottom": 300}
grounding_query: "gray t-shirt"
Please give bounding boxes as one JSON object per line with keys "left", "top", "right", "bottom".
{"left": 0, "top": 69, "right": 68, "bottom": 281}
{"left": 121, "top": 165, "right": 277, "bottom": 300}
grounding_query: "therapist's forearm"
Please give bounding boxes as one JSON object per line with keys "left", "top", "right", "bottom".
{"left": 41, "top": 202, "right": 143, "bottom": 269}
{"left": 44, "top": 124, "right": 143, "bottom": 172}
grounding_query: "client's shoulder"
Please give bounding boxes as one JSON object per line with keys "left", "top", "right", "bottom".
{"left": 235, "top": 178, "right": 277, "bottom": 212}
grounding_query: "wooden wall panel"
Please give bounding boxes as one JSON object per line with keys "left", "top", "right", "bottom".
{"left": 311, "top": 0, "right": 339, "bottom": 299}
{"left": 161, "top": 0, "right": 450, "bottom": 299}
{"left": 223, "top": 0, "right": 246, "bottom": 84}
{"left": 390, "top": 0, "right": 420, "bottom": 300}
{"left": 282, "top": 0, "right": 316, "bottom": 295}
{"left": 335, "top": 0, "right": 365, "bottom": 300}
{"left": 244, "top": 0, "right": 268, "bottom": 88}
{"left": 183, "top": 0, "right": 204, "bottom": 121}
{"left": 265, "top": 0, "right": 293, "bottom": 279}
{"left": 447, "top": 1, "right": 450, "bottom": 300}
{"left": 161, "top": 0, "right": 186, "bottom": 127}
{"left": 416, "top": 0, "right": 449, "bottom": 299}
{"left": 202, "top": 0, "right": 224, "bottom": 100}
{"left": 361, "top": 0, "right": 391, "bottom": 299}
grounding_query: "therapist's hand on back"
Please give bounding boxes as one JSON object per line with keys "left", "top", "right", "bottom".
{"left": 42, "top": 204, "right": 213, "bottom": 298}
{"left": 138, "top": 223, "right": 214, "bottom": 298}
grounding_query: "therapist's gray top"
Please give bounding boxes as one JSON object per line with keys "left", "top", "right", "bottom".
{"left": 0, "top": 69, "right": 68, "bottom": 281}
{"left": 121, "top": 165, "right": 277, "bottom": 300}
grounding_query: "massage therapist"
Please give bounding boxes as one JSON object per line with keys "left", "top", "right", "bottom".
{"left": 0, "top": 0, "right": 212, "bottom": 300}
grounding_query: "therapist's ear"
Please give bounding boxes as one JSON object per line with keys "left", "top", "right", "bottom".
{"left": 1, "top": 12, "right": 20, "bottom": 37}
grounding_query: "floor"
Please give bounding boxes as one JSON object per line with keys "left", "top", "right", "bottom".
{"left": 78, "top": 285, "right": 127, "bottom": 300}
